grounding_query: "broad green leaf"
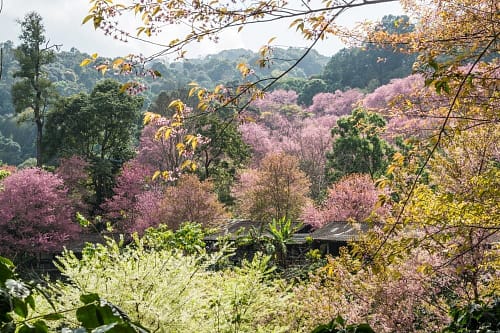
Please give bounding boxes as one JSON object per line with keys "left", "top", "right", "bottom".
{"left": 76, "top": 304, "right": 101, "bottom": 329}
{"left": 13, "top": 298, "right": 28, "bottom": 318}
{"left": 0, "top": 256, "right": 14, "bottom": 283}
{"left": 80, "top": 293, "right": 99, "bottom": 305}
{"left": 18, "top": 320, "right": 49, "bottom": 333}
{"left": 26, "top": 295, "right": 35, "bottom": 310}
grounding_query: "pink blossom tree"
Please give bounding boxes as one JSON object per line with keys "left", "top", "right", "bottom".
{"left": 384, "top": 114, "right": 441, "bottom": 142}
{"left": 363, "top": 74, "right": 424, "bottom": 110}
{"left": 284, "top": 117, "right": 333, "bottom": 199}
{"left": 102, "top": 119, "right": 203, "bottom": 232}
{"left": 131, "top": 189, "right": 164, "bottom": 234}
{"left": 307, "top": 89, "right": 364, "bottom": 117}
{"left": 101, "top": 159, "right": 157, "bottom": 232}
{"left": 362, "top": 74, "right": 444, "bottom": 142}
{"left": 0, "top": 168, "right": 80, "bottom": 257}
{"left": 301, "top": 173, "right": 387, "bottom": 228}
{"left": 251, "top": 89, "right": 299, "bottom": 113}
{"left": 239, "top": 122, "right": 279, "bottom": 166}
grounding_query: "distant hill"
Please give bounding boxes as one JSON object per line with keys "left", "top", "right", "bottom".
{"left": 0, "top": 43, "right": 328, "bottom": 165}
{"left": 0, "top": 36, "right": 413, "bottom": 165}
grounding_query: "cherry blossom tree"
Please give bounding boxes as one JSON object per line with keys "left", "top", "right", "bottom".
{"left": 308, "top": 89, "right": 364, "bottom": 117}
{"left": 101, "top": 159, "right": 155, "bottom": 232}
{"left": 284, "top": 117, "right": 333, "bottom": 200}
{"left": 301, "top": 173, "right": 386, "bottom": 228}
{"left": 363, "top": 74, "right": 424, "bottom": 111}
{"left": 131, "top": 189, "right": 164, "bottom": 234}
{"left": 251, "top": 89, "right": 299, "bottom": 114}
{"left": 238, "top": 122, "right": 279, "bottom": 166}
{"left": 0, "top": 168, "right": 80, "bottom": 257}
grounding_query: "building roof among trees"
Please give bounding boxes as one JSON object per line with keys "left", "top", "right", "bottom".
{"left": 310, "top": 221, "right": 371, "bottom": 242}
{"left": 204, "top": 219, "right": 267, "bottom": 241}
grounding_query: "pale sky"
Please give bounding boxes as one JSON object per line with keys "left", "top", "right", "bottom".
{"left": 0, "top": 0, "right": 403, "bottom": 60}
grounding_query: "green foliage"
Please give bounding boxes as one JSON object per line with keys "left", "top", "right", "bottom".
{"left": 17, "top": 158, "right": 37, "bottom": 169}
{"left": 194, "top": 112, "right": 250, "bottom": 204}
{"left": 442, "top": 298, "right": 500, "bottom": 333}
{"left": 297, "top": 78, "right": 327, "bottom": 106}
{"left": 0, "top": 133, "right": 21, "bottom": 165}
{"left": 141, "top": 223, "right": 207, "bottom": 254}
{"left": 265, "top": 217, "right": 301, "bottom": 266}
{"left": 74, "top": 293, "right": 149, "bottom": 333}
{"left": 12, "top": 12, "right": 57, "bottom": 167}
{"left": 322, "top": 15, "right": 415, "bottom": 92}
{"left": 44, "top": 79, "right": 143, "bottom": 208}
{"left": 45, "top": 80, "right": 143, "bottom": 161}
{"left": 326, "top": 108, "right": 393, "bottom": 183}
{"left": 0, "top": 116, "right": 36, "bottom": 165}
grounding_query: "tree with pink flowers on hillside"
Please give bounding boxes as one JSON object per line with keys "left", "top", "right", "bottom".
{"left": 0, "top": 168, "right": 80, "bottom": 258}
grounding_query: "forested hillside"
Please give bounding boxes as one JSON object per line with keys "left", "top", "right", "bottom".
{"left": 0, "top": 24, "right": 413, "bottom": 165}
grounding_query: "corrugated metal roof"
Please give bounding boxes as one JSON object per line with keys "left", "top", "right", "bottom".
{"left": 204, "top": 220, "right": 373, "bottom": 243}
{"left": 310, "top": 221, "right": 371, "bottom": 241}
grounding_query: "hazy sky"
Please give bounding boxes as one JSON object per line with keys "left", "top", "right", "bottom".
{"left": 0, "top": 0, "right": 403, "bottom": 59}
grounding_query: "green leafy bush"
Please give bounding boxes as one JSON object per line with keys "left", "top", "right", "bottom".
{"left": 442, "top": 298, "right": 500, "bottom": 333}
{"left": 141, "top": 222, "right": 207, "bottom": 254}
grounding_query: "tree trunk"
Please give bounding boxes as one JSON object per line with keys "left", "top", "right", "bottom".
{"left": 35, "top": 114, "right": 43, "bottom": 167}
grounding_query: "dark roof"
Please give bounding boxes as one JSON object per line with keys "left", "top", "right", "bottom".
{"left": 310, "top": 221, "right": 371, "bottom": 242}
{"left": 205, "top": 220, "right": 373, "bottom": 243}
{"left": 205, "top": 219, "right": 308, "bottom": 242}
{"left": 289, "top": 233, "right": 311, "bottom": 245}
{"left": 204, "top": 219, "right": 267, "bottom": 241}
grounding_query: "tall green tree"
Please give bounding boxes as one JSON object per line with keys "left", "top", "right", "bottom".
{"left": 45, "top": 79, "right": 143, "bottom": 209}
{"left": 326, "top": 108, "right": 393, "bottom": 183}
{"left": 11, "top": 12, "right": 56, "bottom": 167}
{"left": 195, "top": 112, "right": 250, "bottom": 204}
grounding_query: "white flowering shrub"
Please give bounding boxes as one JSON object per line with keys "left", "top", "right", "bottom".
{"left": 37, "top": 236, "right": 291, "bottom": 332}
